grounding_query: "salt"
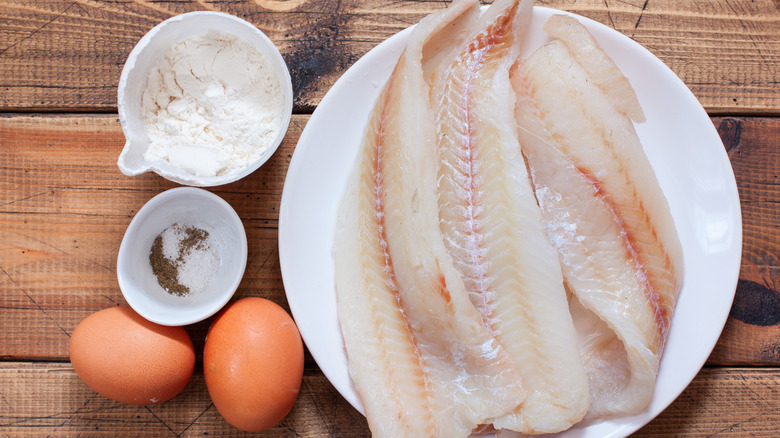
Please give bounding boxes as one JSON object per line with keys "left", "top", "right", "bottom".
{"left": 150, "top": 223, "right": 220, "bottom": 295}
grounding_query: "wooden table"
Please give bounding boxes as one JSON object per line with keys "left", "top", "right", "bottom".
{"left": 1, "top": 0, "right": 777, "bottom": 436}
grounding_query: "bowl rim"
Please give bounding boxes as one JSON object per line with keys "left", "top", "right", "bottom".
{"left": 117, "top": 11, "right": 294, "bottom": 187}
{"left": 116, "top": 187, "right": 248, "bottom": 326}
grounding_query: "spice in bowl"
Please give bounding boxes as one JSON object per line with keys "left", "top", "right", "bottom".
{"left": 117, "top": 187, "right": 247, "bottom": 326}
{"left": 149, "top": 223, "right": 220, "bottom": 296}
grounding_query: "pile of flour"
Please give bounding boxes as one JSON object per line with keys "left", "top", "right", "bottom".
{"left": 141, "top": 30, "right": 284, "bottom": 178}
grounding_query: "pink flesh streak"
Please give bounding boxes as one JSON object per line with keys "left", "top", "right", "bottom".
{"left": 575, "top": 166, "right": 669, "bottom": 345}
{"left": 371, "top": 72, "right": 436, "bottom": 432}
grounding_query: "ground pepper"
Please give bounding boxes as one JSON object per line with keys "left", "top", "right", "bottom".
{"left": 149, "top": 224, "right": 213, "bottom": 296}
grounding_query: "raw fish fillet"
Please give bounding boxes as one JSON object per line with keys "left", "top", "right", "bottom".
{"left": 429, "top": 0, "right": 589, "bottom": 433}
{"left": 333, "top": 1, "right": 525, "bottom": 436}
{"left": 511, "top": 20, "right": 684, "bottom": 418}
{"left": 543, "top": 14, "right": 645, "bottom": 123}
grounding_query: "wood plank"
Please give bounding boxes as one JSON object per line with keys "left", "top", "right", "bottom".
{"left": 637, "top": 367, "right": 780, "bottom": 436}
{"left": 0, "top": 114, "right": 304, "bottom": 360}
{"left": 0, "top": 0, "right": 778, "bottom": 114}
{"left": 1, "top": 115, "right": 778, "bottom": 365}
{"left": 0, "top": 362, "right": 368, "bottom": 436}
{"left": 1, "top": 363, "right": 778, "bottom": 436}
{"left": 709, "top": 117, "right": 780, "bottom": 366}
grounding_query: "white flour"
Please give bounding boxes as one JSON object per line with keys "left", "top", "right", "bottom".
{"left": 141, "top": 30, "right": 283, "bottom": 177}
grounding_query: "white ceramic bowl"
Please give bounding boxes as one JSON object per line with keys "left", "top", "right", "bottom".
{"left": 117, "top": 11, "right": 293, "bottom": 187}
{"left": 117, "top": 187, "right": 248, "bottom": 326}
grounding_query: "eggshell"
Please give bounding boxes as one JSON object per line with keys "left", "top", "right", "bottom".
{"left": 69, "top": 306, "right": 195, "bottom": 405}
{"left": 204, "top": 297, "right": 304, "bottom": 432}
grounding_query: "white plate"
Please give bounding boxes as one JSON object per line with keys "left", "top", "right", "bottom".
{"left": 279, "top": 6, "right": 741, "bottom": 437}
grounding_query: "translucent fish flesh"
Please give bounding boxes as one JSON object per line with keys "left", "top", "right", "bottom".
{"left": 333, "top": 1, "right": 525, "bottom": 436}
{"left": 542, "top": 14, "right": 645, "bottom": 123}
{"left": 511, "top": 19, "right": 683, "bottom": 418}
{"left": 429, "top": 0, "right": 589, "bottom": 433}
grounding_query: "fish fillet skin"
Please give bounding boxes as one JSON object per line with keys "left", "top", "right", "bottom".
{"left": 430, "top": 0, "right": 589, "bottom": 433}
{"left": 543, "top": 14, "right": 645, "bottom": 123}
{"left": 512, "top": 33, "right": 683, "bottom": 418}
{"left": 334, "top": 1, "right": 525, "bottom": 436}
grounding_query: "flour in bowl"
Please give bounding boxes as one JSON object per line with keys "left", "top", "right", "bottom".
{"left": 141, "top": 29, "right": 284, "bottom": 178}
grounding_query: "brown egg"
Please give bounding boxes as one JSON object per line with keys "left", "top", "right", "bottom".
{"left": 69, "top": 306, "right": 195, "bottom": 405}
{"left": 204, "top": 297, "right": 304, "bottom": 432}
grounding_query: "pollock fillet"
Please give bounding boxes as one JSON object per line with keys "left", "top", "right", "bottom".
{"left": 511, "top": 16, "right": 684, "bottom": 418}
{"left": 333, "top": 1, "right": 525, "bottom": 436}
{"left": 429, "top": 0, "right": 589, "bottom": 433}
{"left": 542, "top": 14, "right": 645, "bottom": 123}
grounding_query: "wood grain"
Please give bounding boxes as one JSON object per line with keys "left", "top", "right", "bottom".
{"left": 0, "top": 0, "right": 778, "bottom": 114}
{"left": 1, "top": 1, "right": 777, "bottom": 435}
{"left": 0, "top": 362, "right": 368, "bottom": 437}
{"left": 0, "top": 114, "right": 302, "bottom": 360}
{"left": 709, "top": 117, "right": 780, "bottom": 366}
{"left": 1, "top": 112, "right": 778, "bottom": 435}
{"left": 1, "top": 114, "right": 778, "bottom": 363}
{"left": 637, "top": 367, "right": 780, "bottom": 436}
{"left": 1, "top": 363, "right": 779, "bottom": 436}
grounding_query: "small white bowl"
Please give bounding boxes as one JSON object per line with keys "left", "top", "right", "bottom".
{"left": 117, "top": 11, "right": 293, "bottom": 187}
{"left": 117, "top": 187, "right": 248, "bottom": 326}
